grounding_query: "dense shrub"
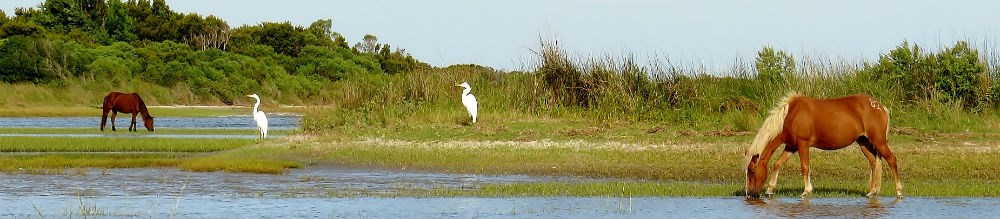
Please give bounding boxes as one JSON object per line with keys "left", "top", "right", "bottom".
{"left": 862, "top": 41, "right": 988, "bottom": 108}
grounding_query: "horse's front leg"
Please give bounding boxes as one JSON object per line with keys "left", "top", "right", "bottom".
{"left": 766, "top": 150, "right": 794, "bottom": 197}
{"left": 129, "top": 113, "right": 138, "bottom": 132}
{"left": 797, "top": 143, "right": 813, "bottom": 197}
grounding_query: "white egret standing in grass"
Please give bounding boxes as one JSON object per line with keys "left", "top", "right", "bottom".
{"left": 247, "top": 94, "right": 269, "bottom": 140}
{"left": 455, "top": 81, "right": 478, "bottom": 124}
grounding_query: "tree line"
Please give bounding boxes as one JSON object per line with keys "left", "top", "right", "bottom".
{"left": 0, "top": 0, "right": 428, "bottom": 104}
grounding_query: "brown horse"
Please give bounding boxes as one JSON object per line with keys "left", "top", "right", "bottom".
{"left": 100, "top": 92, "right": 154, "bottom": 132}
{"left": 744, "top": 92, "right": 902, "bottom": 198}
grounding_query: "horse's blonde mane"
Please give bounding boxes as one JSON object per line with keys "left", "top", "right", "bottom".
{"left": 744, "top": 91, "right": 801, "bottom": 168}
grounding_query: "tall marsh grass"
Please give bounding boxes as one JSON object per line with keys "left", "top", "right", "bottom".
{"left": 2, "top": 37, "right": 995, "bottom": 133}
{"left": 304, "top": 38, "right": 1000, "bottom": 133}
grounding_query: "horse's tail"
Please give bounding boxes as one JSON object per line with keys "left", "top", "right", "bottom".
{"left": 883, "top": 105, "right": 891, "bottom": 138}
{"left": 744, "top": 91, "right": 800, "bottom": 168}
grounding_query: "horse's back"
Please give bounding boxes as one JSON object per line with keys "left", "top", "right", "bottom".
{"left": 103, "top": 92, "right": 141, "bottom": 113}
{"left": 785, "top": 94, "right": 889, "bottom": 148}
{"left": 103, "top": 92, "right": 123, "bottom": 109}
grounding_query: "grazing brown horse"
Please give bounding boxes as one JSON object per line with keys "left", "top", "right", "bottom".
{"left": 744, "top": 92, "right": 902, "bottom": 198}
{"left": 100, "top": 92, "right": 154, "bottom": 132}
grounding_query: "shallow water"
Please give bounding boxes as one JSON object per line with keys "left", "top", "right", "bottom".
{"left": 4, "top": 196, "right": 999, "bottom": 219}
{"left": 0, "top": 133, "right": 271, "bottom": 139}
{"left": 0, "top": 168, "right": 996, "bottom": 218}
{"left": 0, "top": 115, "right": 300, "bottom": 130}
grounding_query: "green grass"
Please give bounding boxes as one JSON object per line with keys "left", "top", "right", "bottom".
{"left": 180, "top": 145, "right": 304, "bottom": 174}
{"left": 0, "top": 126, "right": 303, "bottom": 174}
{"left": 0, "top": 153, "right": 182, "bottom": 173}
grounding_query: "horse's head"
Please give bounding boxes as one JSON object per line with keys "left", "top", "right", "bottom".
{"left": 745, "top": 154, "right": 768, "bottom": 199}
{"left": 143, "top": 117, "right": 155, "bottom": 132}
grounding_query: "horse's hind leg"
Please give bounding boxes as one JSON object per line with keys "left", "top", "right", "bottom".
{"left": 872, "top": 141, "right": 903, "bottom": 197}
{"left": 130, "top": 113, "right": 138, "bottom": 132}
{"left": 110, "top": 111, "right": 118, "bottom": 131}
{"left": 766, "top": 149, "right": 794, "bottom": 197}
{"left": 858, "top": 140, "right": 883, "bottom": 197}
{"left": 100, "top": 109, "right": 109, "bottom": 131}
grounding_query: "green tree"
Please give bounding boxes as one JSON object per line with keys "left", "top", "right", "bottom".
{"left": 37, "top": 0, "right": 106, "bottom": 33}
{"left": 935, "top": 41, "right": 985, "bottom": 107}
{"left": 307, "top": 19, "right": 336, "bottom": 47}
{"left": 754, "top": 46, "right": 795, "bottom": 83}
{"left": 355, "top": 34, "right": 379, "bottom": 54}
{"left": 861, "top": 41, "right": 935, "bottom": 101}
{"left": 130, "top": 0, "right": 179, "bottom": 42}
{"left": 0, "top": 19, "right": 45, "bottom": 37}
{"left": 105, "top": 0, "right": 137, "bottom": 42}
{"left": 187, "top": 15, "right": 228, "bottom": 50}
{"left": 0, "top": 36, "right": 50, "bottom": 82}
{"left": 256, "top": 22, "right": 305, "bottom": 56}
{"left": 0, "top": 10, "right": 9, "bottom": 26}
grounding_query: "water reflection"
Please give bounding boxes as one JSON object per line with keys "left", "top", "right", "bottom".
{"left": 746, "top": 197, "right": 901, "bottom": 218}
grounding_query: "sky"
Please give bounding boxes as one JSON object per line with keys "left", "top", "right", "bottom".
{"left": 3, "top": 0, "right": 1000, "bottom": 71}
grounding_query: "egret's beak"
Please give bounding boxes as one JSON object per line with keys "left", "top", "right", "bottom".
{"left": 454, "top": 84, "right": 462, "bottom": 87}
{"left": 246, "top": 94, "right": 253, "bottom": 97}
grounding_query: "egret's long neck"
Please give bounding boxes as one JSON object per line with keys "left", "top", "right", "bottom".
{"left": 252, "top": 97, "right": 261, "bottom": 113}
{"left": 462, "top": 87, "right": 471, "bottom": 97}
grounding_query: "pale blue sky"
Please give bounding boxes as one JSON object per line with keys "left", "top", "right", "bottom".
{"left": 4, "top": 0, "right": 1000, "bottom": 71}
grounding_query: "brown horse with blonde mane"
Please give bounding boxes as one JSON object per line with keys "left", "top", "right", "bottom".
{"left": 744, "top": 92, "right": 902, "bottom": 198}
{"left": 100, "top": 92, "right": 154, "bottom": 132}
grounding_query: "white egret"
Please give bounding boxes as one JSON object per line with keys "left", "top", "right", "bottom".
{"left": 246, "top": 94, "right": 269, "bottom": 140}
{"left": 455, "top": 81, "right": 478, "bottom": 124}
